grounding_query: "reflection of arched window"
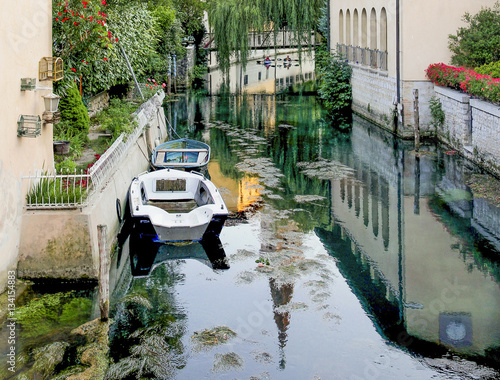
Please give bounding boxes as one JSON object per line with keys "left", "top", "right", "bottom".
{"left": 339, "top": 10, "right": 344, "bottom": 44}
{"left": 370, "top": 8, "right": 377, "bottom": 49}
{"left": 346, "top": 10, "right": 351, "bottom": 45}
{"left": 353, "top": 9, "right": 359, "bottom": 46}
{"left": 380, "top": 8, "right": 387, "bottom": 51}
{"left": 361, "top": 9, "right": 367, "bottom": 47}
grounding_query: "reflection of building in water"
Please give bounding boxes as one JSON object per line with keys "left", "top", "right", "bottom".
{"left": 207, "top": 161, "right": 262, "bottom": 213}
{"left": 205, "top": 51, "right": 316, "bottom": 95}
{"left": 318, "top": 115, "right": 500, "bottom": 360}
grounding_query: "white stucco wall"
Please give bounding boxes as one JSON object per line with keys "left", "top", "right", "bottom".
{"left": 0, "top": 0, "right": 54, "bottom": 292}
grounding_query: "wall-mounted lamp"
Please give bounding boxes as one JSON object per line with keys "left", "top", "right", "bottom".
{"left": 21, "top": 78, "right": 36, "bottom": 91}
{"left": 42, "top": 93, "right": 61, "bottom": 123}
{"left": 39, "top": 57, "right": 64, "bottom": 81}
{"left": 43, "top": 93, "right": 61, "bottom": 112}
{"left": 17, "top": 115, "right": 42, "bottom": 138}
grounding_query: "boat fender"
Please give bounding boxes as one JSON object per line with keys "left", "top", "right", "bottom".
{"left": 116, "top": 198, "right": 123, "bottom": 223}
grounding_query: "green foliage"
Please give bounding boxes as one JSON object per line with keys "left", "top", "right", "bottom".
{"left": 15, "top": 292, "right": 92, "bottom": 339}
{"left": 449, "top": 2, "right": 500, "bottom": 67}
{"left": 54, "top": 121, "right": 87, "bottom": 158}
{"left": 429, "top": 96, "right": 445, "bottom": 129}
{"left": 58, "top": 83, "right": 90, "bottom": 135}
{"left": 55, "top": 158, "right": 77, "bottom": 173}
{"left": 476, "top": 60, "right": 500, "bottom": 78}
{"left": 95, "top": 98, "right": 137, "bottom": 138}
{"left": 208, "top": 0, "right": 322, "bottom": 75}
{"left": 53, "top": 0, "right": 159, "bottom": 95}
{"left": 316, "top": 48, "right": 352, "bottom": 129}
{"left": 26, "top": 172, "right": 89, "bottom": 204}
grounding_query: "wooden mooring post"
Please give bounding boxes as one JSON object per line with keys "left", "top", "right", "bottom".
{"left": 98, "top": 224, "right": 109, "bottom": 321}
{"left": 413, "top": 89, "right": 420, "bottom": 154}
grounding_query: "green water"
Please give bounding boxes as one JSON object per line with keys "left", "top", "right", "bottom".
{"left": 107, "top": 93, "right": 500, "bottom": 379}
{"left": 4, "top": 88, "right": 500, "bottom": 378}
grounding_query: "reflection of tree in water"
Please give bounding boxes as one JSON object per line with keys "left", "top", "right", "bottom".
{"left": 107, "top": 262, "right": 187, "bottom": 379}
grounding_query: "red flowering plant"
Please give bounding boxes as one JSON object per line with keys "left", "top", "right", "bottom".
{"left": 53, "top": 0, "right": 116, "bottom": 92}
{"left": 53, "top": 1, "right": 158, "bottom": 95}
{"left": 426, "top": 63, "right": 500, "bottom": 104}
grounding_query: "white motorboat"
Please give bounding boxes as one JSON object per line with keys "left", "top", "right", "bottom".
{"left": 128, "top": 168, "right": 228, "bottom": 242}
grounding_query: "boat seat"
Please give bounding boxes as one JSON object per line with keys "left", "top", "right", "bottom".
{"left": 146, "top": 199, "right": 198, "bottom": 213}
{"left": 155, "top": 151, "right": 166, "bottom": 165}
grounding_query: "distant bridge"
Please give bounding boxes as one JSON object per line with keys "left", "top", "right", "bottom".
{"left": 203, "top": 29, "right": 320, "bottom": 51}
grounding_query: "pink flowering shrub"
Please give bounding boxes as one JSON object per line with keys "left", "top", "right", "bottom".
{"left": 426, "top": 63, "right": 500, "bottom": 104}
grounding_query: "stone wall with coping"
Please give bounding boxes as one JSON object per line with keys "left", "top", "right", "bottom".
{"left": 433, "top": 85, "right": 500, "bottom": 177}
{"left": 87, "top": 91, "right": 110, "bottom": 118}
{"left": 470, "top": 98, "right": 500, "bottom": 175}
{"left": 351, "top": 66, "right": 434, "bottom": 138}
{"left": 434, "top": 85, "right": 471, "bottom": 148}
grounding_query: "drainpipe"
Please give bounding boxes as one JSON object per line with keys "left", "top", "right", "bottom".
{"left": 396, "top": 0, "right": 402, "bottom": 131}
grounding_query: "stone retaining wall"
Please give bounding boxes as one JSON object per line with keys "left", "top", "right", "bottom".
{"left": 351, "top": 66, "right": 397, "bottom": 132}
{"left": 17, "top": 92, "right": 167, "bottom": 280}
{"left": 87, "top": 91, "right": 110, "bottom": 118}
{"left": 434, "top": 85, "right": 500, "bottom": 177}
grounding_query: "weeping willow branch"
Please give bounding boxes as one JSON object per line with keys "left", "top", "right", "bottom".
{"left": 208, "top": 0, "right": 322, "bottom": 75}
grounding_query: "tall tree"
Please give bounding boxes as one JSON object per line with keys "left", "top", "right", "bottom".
{"left": 207, "top": 0, "right": 322, "bottom": 75}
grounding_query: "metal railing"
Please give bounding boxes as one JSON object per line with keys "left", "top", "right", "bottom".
{"left": 337, "top": 44, "right": 387, "bottom": 71}
{"left": 24, "top": 117, "right": 145, "bottom": 209}
{"left": 24, "top": 169, "right": 93, "bottom": 209}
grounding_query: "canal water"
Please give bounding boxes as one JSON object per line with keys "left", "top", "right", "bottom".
{"left": 3, "top": 52, "right": 500, "bottom": 379}
{"left": 106, "top": 88, "right": 500, "bottom": 379}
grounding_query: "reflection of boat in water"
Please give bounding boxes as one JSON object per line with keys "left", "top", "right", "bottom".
{"left": 151, "top": 138, "right": 210, "bottom": 171}
{"left": 129, "top": 233, "right": 229, "bottom": 277}
{"left": 128, "top": 169, "right": 228, "bottom": 243}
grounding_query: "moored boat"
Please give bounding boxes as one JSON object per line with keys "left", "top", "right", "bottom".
{"left": 151, "top": 138, "right": 210, "bottom": 170}
{"left": 128, "top": 168, "right": 228, "bottom": 242}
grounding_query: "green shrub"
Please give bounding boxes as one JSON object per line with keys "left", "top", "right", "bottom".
{"left": 58, "top": 83, "right": 90, "bottom": 135}
{"left": 55, "top": 158, "right": 77, "bottom": 173}
{"left": 476, "top": 61, "right": 500, "bottom": 78}
{"left": 429, "top": 96, "right": 445, "bottom": 129}
{"left": 316, "top": 47, "right": 352, "bottom": 129}
{"left": 449, "top": 3, "right": 500, "bottom": 67}
{"left": 94, "top": 98, "right": 137, "bottom": 139}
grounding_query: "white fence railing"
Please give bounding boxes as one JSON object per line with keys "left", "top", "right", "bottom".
{"left": 23, "top": 121, "right": 145, "bottom": 209}
{"left": 23, "top": 91, "right": 164, "bottom": 210}
{"left": 23, "top": 169, "right": 93, "bottom": 209}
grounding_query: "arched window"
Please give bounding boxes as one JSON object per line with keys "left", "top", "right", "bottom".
{"left": 346, "top": 10, "right": 351, "bottom": 45}
{"left": 370, "top": 8, "right": 377, "bottom": 49}
{"left": 361, "top": 9, "right": 367, "bottom": 48}
{"left": 353, "top": 9, "right": 359, "bottom": 46}
{"left": 339, "top": 10, "right": 344, "bottom": 44}
{"left": 380, "top": 8, "right": 387, "bottom": 52}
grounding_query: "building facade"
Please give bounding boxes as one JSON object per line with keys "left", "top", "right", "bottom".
{"left": 329, "top": 0, "right": 496, "bottom": 138}
{"left": 0, "top": 0, "right": 55, "bottom": 291}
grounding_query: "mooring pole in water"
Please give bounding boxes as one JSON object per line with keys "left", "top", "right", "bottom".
{"left": 98, "top": 224, "right": 109, "bottom": 321}
{"left": 413, "top": 89, "right": 420, "bottom": 154}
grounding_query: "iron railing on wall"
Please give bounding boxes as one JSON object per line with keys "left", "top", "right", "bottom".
{"left": 23, "top": 116, "right": 145, "bottom": 209}
{"left": 337, "top": 44, "right": 388, "bottom": 71}
{"left": 23, "top": 169, "right": 92, "bottom": 209}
